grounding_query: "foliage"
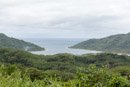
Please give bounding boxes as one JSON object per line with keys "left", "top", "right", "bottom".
{"left": 0, "top": 48, "right": 130, "bottom": 86}
{"left": 0, "top": 64, "right": 129, "bottom": 87}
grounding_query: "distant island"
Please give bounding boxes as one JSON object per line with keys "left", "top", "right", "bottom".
{"left": 0, "top": 33, "right": 45, "bottom": 51}
{"left": 71, "top": 33, "right": 130, "bottom": 54}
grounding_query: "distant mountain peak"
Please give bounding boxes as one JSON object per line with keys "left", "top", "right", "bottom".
{"left": 0, "top": 33, "right": 8, "bottom": 37}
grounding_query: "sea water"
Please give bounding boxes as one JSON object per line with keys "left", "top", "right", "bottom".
{"left": 23, "top": 38, "right": 100, "bottom": 55}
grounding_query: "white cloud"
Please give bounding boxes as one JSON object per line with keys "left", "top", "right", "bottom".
{"left": 0, "top": 0, "right": 130, "bottom": 38}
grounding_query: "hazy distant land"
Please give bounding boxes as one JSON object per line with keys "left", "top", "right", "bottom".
{"left": 71, "top": 33, "right": 130, "bottom": 54}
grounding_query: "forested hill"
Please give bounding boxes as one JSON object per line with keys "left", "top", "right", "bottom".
{"left": 71, "top": 33, "right": 130, "bottom": 54}
{"left": 0, "top": 33, "right": 44, "bottom": 51}
{"left": 0, "top": 48, "right": 130, "bottom": 86}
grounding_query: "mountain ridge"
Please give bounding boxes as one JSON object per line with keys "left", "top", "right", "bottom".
{"left": 0, "top": 33, "right": 45, "bottom": 51}
{"left": 71, "top": 33, "right": 130, "bottom": 54}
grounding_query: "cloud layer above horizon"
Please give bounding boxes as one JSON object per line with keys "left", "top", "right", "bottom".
{"left": 0, "top": 0, "right": 130, "bottom": 38}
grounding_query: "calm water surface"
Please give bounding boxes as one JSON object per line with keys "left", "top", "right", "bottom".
{"left": 24, "top": 38, "right": 100, "bottom": 55}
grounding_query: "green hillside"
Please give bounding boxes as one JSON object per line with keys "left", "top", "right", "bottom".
{"left": 0, "top": 33, "right": 44, "bottom": 51}
{"left": 1, "top": 48, "right": 130, "bottom": 71}
{"left": 1, "top": 33, "right": 130, "bottom": 86}
{"left": 71, "top": 33, "right": 130, "bottom": 54}
{"left": 0, "top": 48, "right": 130, "bottom": 86}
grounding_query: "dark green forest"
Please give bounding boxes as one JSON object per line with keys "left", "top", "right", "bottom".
{"left": 0, "top": 48, "right": 130, "bottom": 87}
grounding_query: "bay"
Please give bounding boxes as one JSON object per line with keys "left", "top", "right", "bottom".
{"left": 24, "top": 38, "right": 100, "bottom": 55}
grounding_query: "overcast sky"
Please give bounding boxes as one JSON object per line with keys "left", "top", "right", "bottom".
{"left": 0, "top": 0, "right": 130, "bottom": 39}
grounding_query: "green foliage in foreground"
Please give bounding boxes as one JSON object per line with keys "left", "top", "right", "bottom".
{"left": 0, "top": 48, "right": 130, "bottom": 86}
{"left": 0, "top": 64, "right": 130, "bottom": 87}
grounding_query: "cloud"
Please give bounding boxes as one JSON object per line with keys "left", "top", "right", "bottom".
{"left": 0, "top": 0, "right": 130, "bottom": 38}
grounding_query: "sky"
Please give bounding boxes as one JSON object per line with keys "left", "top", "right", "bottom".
{"left": 0, "top": 0, "right": 130, "bottom": 39}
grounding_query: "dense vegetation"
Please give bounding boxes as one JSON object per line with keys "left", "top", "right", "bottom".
{"left": 0, "top": 64, "right": 130, "bottom": 87}
{"left": 0, "top": 48, "right": 130, "bottom": 86}
{"left": 71, "top": 33, "right": 130, "bottom": 54}
{"left": 0, "top": 33, "right": 44, "bottom": 51}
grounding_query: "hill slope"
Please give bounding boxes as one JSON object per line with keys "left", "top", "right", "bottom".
{"left": 71, "top": 33, "right": 130, "bottom": 53}
{"left": 0, "top": 48, "right": 130, "bottom": 86}
{"left": 1, "top": 48, "right": 130, "bottom": 71}
{"left": 0, "top": 33, "right": 44, "bottom": 51}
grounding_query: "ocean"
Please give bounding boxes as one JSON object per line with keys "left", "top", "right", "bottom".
{"left": 23, "top": 38, "right": 100, "bottom": 55}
